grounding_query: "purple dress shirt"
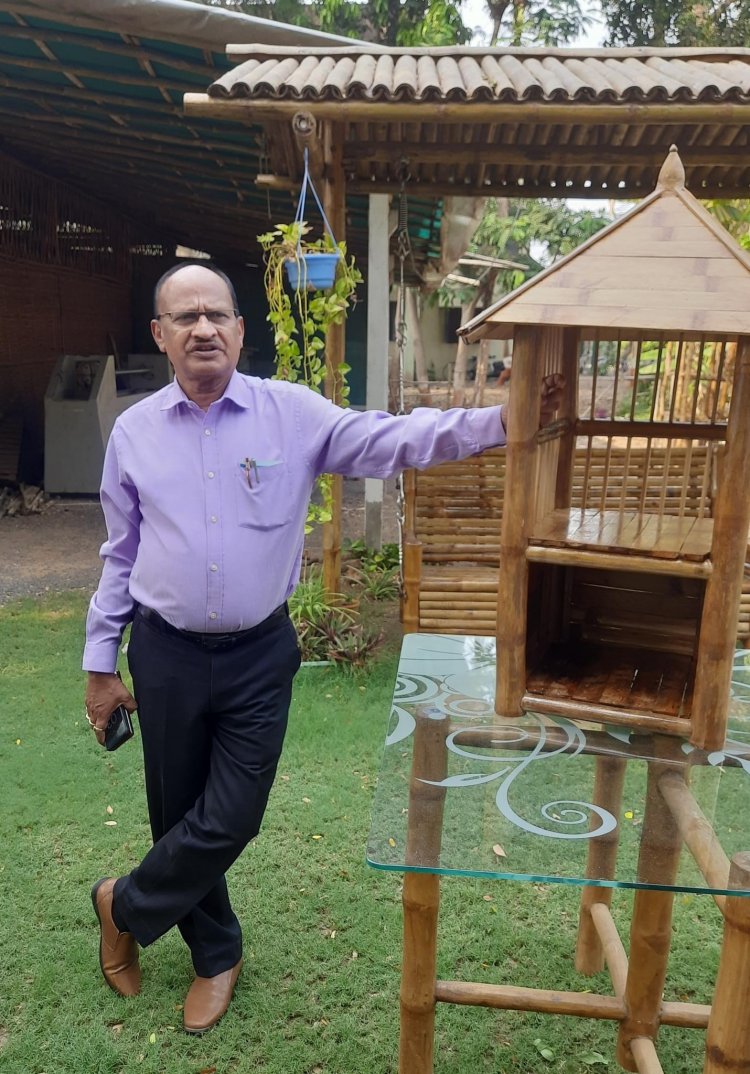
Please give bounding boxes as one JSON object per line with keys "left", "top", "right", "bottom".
{"left": 83, "top": 372, "right": 506, "bottom": 672}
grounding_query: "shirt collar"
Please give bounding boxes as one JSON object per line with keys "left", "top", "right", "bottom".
{"left": 160, "top": 370, "right": 251, "bottom": 411}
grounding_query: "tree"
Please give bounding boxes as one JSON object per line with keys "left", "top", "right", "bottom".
{"left": 600, "top": 0, "right": 750, "bottom": 47}
{"left": 482, "top": 0, "right": 590, "bottom": 46}
{"left": 437, "top": 197, "right": 612, "bottom": 404}
{"left": 200, "top": 0, "right": 589, "bottom": 46}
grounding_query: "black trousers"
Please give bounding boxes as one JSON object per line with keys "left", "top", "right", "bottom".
{"left": 114, "top": 606, "right": 301, "bottom": 977}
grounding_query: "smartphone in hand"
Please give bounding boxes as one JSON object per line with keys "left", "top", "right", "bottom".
{"left": 104, "top": 704, "right": 135, "bottom": 751}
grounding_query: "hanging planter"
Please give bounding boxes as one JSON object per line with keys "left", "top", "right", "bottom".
{"left": 276, "top": 147, "right": 343, "bottom": 292}
{"left": 285, "top": 250, "right": 341, "bottom": 292}
{"left": 258, "top": 148, "right": 362, "bottom": 532}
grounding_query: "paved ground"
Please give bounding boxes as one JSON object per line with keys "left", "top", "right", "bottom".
{"left": 0, "top": 478, "right": 400, "bottom": 604}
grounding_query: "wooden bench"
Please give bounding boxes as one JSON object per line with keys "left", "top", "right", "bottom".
{"left": 402, "top": 443, "right": 750, "bottom": 645}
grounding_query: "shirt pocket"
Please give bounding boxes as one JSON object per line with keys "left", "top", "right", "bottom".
{"left": 235, "top": 460, "right": 293, "bottom": 529}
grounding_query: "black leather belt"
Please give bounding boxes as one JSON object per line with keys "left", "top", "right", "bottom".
{"left": 136, "top": 603, "right": 289, "bottom": 650}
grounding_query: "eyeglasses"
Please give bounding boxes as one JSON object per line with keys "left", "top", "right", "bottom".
{"left": 155, "top": 309, "right": 238, "bottom": 328}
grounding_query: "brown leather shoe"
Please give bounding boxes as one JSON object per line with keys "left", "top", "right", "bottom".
{"left": 91, "top": 877, "right": 140, "bottom": 997}
{"left": 183, "top": 959, "right": 243, "bottom": 1034}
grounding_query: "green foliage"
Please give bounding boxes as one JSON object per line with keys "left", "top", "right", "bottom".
{"left": 601, "top": 0, "right": 750, "bottom": 46}
{"left": 289, "top": 566, "right": 383, "bottom": 664}
{"left": 258, "top": 219, "right": 362, "bottom": 531}
{"left": 436, "top": 197, "right": 612, "bottom": 311}
{"left": 200, "top": 0, "right": 589, "bottom": 48}
{"left": 345, "top": 538, "right": 400, "bottom": 573}
{"left": 258, "top": 220, "right": 361, "bottom": 399}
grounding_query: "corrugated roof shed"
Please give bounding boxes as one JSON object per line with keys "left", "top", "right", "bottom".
{"left": 0, "top": 1, "right": 442, "bottom": 264}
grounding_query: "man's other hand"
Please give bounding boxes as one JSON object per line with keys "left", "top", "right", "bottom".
{"left": 85, "top": 672, "right": 136, "bottom": 747}
{"left": 539, "top": 372, "right": 565, "bottom": 428}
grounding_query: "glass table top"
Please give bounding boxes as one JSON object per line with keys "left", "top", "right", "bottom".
{"left": 367, "top": 634, "right": 750, "bottom": 896}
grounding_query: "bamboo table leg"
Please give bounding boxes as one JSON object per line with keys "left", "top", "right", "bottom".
{"left": 616, "top": 762, "right": 682, "bottom": 1072}
{"left": 704, "top": 852, "right": 750, "bottom": 1074}
{"left": 576, "top": 756, "right": 626, "bottom": 975}
{"left": 400, "top": 871, "right": 441, "bottom": 1074}
{"left": 399, "top": 707, "right": 449, "bottom": 1074}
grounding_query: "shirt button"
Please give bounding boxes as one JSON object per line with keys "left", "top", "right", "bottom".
{"left": 210, "top": 515, "right": 218, "bottom": 524}
{"left": 204, "top": 428, "right": 212, "bottom": 436}
{"left": 207, "top": 471, "right": 215, "bottom": 479}
{"left": 210, "top": 563, "right": 218, "bottom": 572}
{"left": 209, "top": 612, "right": 218, "bottom": 620}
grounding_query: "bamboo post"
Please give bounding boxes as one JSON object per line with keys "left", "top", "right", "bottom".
{"left": 321, "top": 121, "right": 346, "bottom": 595}
{"left": 692, "top": 336, "right": 750, "bottom": 750}
{"left": 401, "top": 468, "right": 422, "bottom": 633}
{"left": 575, "top": 756, "right": 627, "bottom": 975}
{"left": 400, "top": 708, "right": 449, "bottom": 1074}
{"left": 496, "top": 325, "right": 544, "bottom": 716}
{"left": 703, "top": 852, "right": 750, "bottom": 1074}
{"left": 616, "top": 761, "right": 683, "bottom": 1072}
{"left": 554, "top": 327, "right": 580, "bottom": 510}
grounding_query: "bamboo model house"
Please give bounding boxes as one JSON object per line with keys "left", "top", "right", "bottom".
{"left": 460, "top": 147, "right": 750, "bottom": 752}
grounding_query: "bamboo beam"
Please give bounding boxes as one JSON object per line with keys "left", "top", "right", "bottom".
{"left": 433, "top": 980, "right": 625, "bottom": 1019}
{"left": 346, "top": 178, "right": 750, "bottom": 199}
{"left": 630, "top": 1037, "right": 664, "bottom": 1074}
{"left": 342, "top": 142, "right": 750, "bottom": 168}
{"left": 525, "top": 546, "right": 712, "bottom": 579}
{"left": 575, "top": 419, "right": 728, "bottom": 441}
{"left": 525, "top": 694, "right": 690, "bottom": 739}
{"left": 660, "top": 1001, "right": 711, "bottom": 1030}
{"left": 590, "top": 902, "right": 628, "bottom": 995}
{"left": 704, "top": 852, "right": 750, "bottom": 1074}
{"left": 322, "top": 121, "right": 346, "bottom": 596}
{"left": 575, "top": 756, "right": 626, "bottom": 975}
{"left": 616, "top": 763, "right": 682, "bottom": 1072}
{"left": 692, "top": 336, "right": 750, "bottom": 750}
{"left": 496, "top": 325, "right": 544, "bottom": 717}
{"left": 184, "top": 94, "right": 750, "bottom": 126}
{"left": 658, "top": 769, "right": 729, "bottom": 911}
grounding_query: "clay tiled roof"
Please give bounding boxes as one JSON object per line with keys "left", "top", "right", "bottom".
{"left": 209, "top": 46, "right": 750, "bottom": 104}
{"left": 185, "top": 46, "right": 750, "bottom": 199}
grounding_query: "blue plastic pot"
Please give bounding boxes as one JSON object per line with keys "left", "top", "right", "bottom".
{"left": 285, "top": 251, "right": 341, "bottom": 291}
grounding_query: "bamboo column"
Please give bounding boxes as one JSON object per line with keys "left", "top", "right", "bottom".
{"left": 554, "top": 327, "right": 580, "bottom": 509}
{"left": 616, "top": 761, "right": 683, "bottom": 1072}
{"left": 401, "top": 468, "right": 422, "bottom": 633}
{"left": 496, "top": 325, "right": 544, "bottom": 716}
{"left": 322, "top": 121, "right": 346, "bottom": 595}
{"left": 704, "top": 852, "right": 750, "bottom": 1074}
{"left": 400, "top": 707, "right": 449, "bottom": 1074}
{"left": 692, "top": 336, "right": 750, "bottom": 750}
{"left": 575, "top": 756, "right": 627, "bottom": 975}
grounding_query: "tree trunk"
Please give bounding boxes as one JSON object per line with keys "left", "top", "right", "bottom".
{"left": 450, "top": 296, "right": 479, "bottom": 408}
{"left": 407, "top": 288, "right": 431, "bottom": 405}
{"left": 472, "top": 338, "right": 490, "bottom": 406}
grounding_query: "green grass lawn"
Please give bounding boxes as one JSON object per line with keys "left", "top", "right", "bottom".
{"left": 0, "top": 593, "right": 724, "bottom": 1073}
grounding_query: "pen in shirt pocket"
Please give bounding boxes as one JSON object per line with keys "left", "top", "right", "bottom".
{"left": 239, "top": 458, "right": 282, "bottom": 487}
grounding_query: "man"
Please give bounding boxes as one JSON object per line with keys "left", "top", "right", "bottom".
{"left": 84, "top": 261, "right": 562, "bottom": 1034}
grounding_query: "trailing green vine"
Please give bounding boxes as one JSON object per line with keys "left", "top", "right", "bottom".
{"left": 258, "top": 220, "right": 363, "bottom": 530}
